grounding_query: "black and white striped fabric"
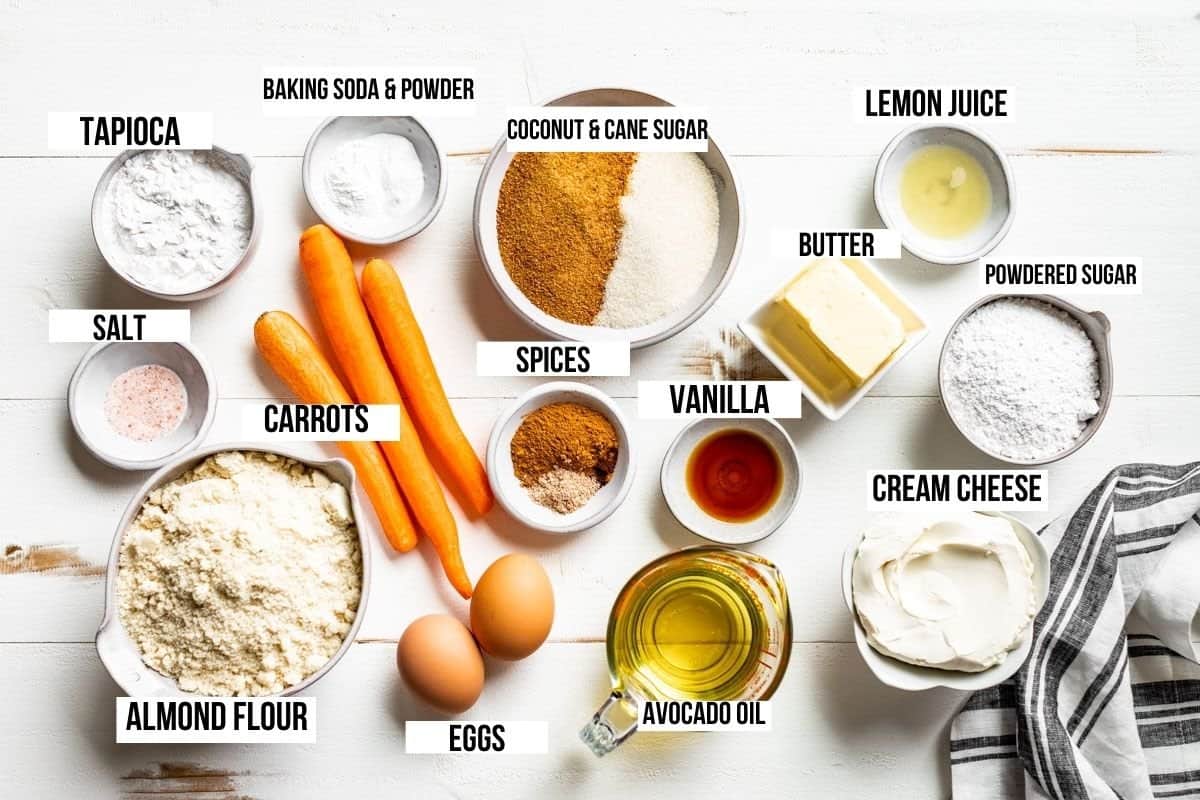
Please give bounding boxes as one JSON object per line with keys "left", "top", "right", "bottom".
{"left": 952, "top": 463, "right": 1200, "bottom": 800}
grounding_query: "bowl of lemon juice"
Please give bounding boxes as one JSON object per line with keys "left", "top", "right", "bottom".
{"left": 874, "top": 122, "right": 1014, "bottom": 265}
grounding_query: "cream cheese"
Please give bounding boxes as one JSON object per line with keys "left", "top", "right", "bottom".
{"left": 851, "top": 511, "right": 1036, "bottom": 672}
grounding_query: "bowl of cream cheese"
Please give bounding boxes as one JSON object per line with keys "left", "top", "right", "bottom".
{"left": 841, "top": 510, "right": 1049, "bottom": 691}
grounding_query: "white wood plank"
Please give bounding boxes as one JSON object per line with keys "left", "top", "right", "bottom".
{"left": 0, "top": 641, "right": 960, "bottom": 798}
{"left": 3, "top": 152, "right": 1197, "bottom": 401}
{"left": 5, "top": 395, "right": 1197, "bottom": 645}
{"left": 1, "top": 0, "right": 1197, "bottom": 156}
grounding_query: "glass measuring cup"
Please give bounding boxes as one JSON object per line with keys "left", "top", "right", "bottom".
{"left": 580, "top": 546, "right": 792, "bottom": 757}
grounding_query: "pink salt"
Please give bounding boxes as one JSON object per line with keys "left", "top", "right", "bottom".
{"left": 104, "top": 364, "right": 188, "bottom": 442}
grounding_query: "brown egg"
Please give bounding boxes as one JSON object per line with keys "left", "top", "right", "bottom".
{"left": 397, "top": 614, "right": 484, "bottom": 714}
{"left": 469, "top": 554, "right": 555, "bottom": 660}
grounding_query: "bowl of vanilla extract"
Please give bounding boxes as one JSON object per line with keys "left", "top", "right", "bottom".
{"left": 660, "top": 417, "right": 801, "bottom": 544}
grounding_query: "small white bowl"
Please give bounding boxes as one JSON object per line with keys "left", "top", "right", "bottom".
{"left": 660, "top": 417, "right": 801, "bottom": 544}
{"left": 68, "top": 341, "right": 216, "bottom": 470}
{"left": 91, "top": 147, "right": 261, "bottom": 301}
{"left": 738, "top": 257, "right": 928, "bottom": 421}
{"left": 95, "top": 443, "right": 370, "bottom": 697}
{"left": 486, "top": 382, "right": 635, "bottom": 534}
{"left": 303, "top": 115, "right": 448, "bottom": 245}
{"left": 939, "top": 294, "right": 1115, "bottom": 466}
{"left": 840, "top": 511, "right": 1050, "bottom": 691}
{"left": 473, "top": 87, "right": 744, "bottom": 349}
{"left": 873, "top": 122, "right": 1015, "bottom": 265}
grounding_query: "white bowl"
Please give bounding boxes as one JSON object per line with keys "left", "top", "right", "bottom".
{"left": 873, "top": 122, "right": 1015, "bottom": 265}
{"left": 738, "top": 257, "right": 928, "bottom": 421}
{"left": 91, "top": 147, "right": 261, "bottom": 301}
{"left": 486, "top": 382, "right": 635, "bottom": 534}
{"left": 660, "top": 417, "right": 801, "bottom": 544}
{"left": 939, "top": 294, "right": 1115, "bottom": 466}
{"left": 303, "top": 115, "right": 448, "bottom": 245}
{"left": 472, "top": 87, "right": 744, "bottom": 349}
{"left": 95, "top": 444, "right": 370, "bottom": 697}
{"left": 840, "top": 511, "right": 1051, "bottom": 691}
{"left": 68, "top": 341, "right": 217, "bottom": 470}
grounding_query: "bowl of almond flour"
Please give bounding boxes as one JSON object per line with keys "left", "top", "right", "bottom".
{"left": 96, "top": 446, "right": 368, "bottom": 697}
{"left": 473, "top": 88, "right": 744, "bottom": 349}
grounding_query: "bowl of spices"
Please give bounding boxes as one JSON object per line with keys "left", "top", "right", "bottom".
{"left": 874, "top": 123, "right": 1014, "bottom": 265}
{"left": 68, "top": 341, "right": 216, "bottom": 470}
{"left": 91, "top": 147, "right": 259, "bottom": 301}
{"left": 486, "top": 382, "right": 634, "bottom": 534}
{"left": 474, "top": 88, "right": 744, "bottom": 349}
{"left": 939, "top": 294, "right": 1113, "bottom": 465}
{"left": 660, "top": 417, "right": 801, "bottom": 544}
{"left": 302, "top": 116, "right": 447, "bottom": 245}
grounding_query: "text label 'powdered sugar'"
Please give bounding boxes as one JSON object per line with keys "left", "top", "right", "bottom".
{"left": 48, "top": 112, "right": 213, "bottom": 151}
{"left": 116, "top": 698, "right": 315, "bottom": 744}
{"left": 262, "top": 67, "right": 476, "bottom": 117}
{"left": 639, "top": 701, "right": 772, "bottom": 732}
{"left": 638, "top": 381, "right": 803, "bottom": 419}
{"left": 505, "top": 107, "right": 709, "bottom": 152}
{"left": 868, "top": 470, "right": 1048, "bottom": 510}
{"left": 476, "top": 341, "right": 630, "bottom": 377}
{"left": 405, "top": 721, "right": 548, "bottom": 754}
{"left": 48, "top": 309, "right": 190, "bottom": 343}
{"left": 241, "top": 404, "right": 403, "bottom": 441}
{"left": 770, "top": 229, "right": 902, "bottom": 260}
{"left": 980, "top": 257, "right": 1142, "bottom": 295}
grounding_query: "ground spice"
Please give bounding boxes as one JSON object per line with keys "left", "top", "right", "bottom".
{"left": 510, "top": 402, "right": 619, "bottom": 511}
{"left": 496, "top": 153, "right": 636, "bottom": 325}
{"left": 528, "top": 468, "right": 602, "bottom": 515}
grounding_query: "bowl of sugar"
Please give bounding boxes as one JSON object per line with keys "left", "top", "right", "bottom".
{"left": 473, "top": 88, "right": 744, "bottom": 349}
{"left": 302, "top": 115, "right": 448, "bottom": 245}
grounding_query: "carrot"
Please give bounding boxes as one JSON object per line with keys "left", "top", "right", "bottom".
{"left": 253, "top": 311, "right": 418, "bottom": 553}
{"left": 298, "top": 224, "right": 472, "bottom": 599}
{"left": 361, "top": 258, "right": 494, "bottom": 519}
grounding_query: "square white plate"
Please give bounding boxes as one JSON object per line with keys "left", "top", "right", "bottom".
{"left": 738, "top": 257, "right": 927, "bottom": 420}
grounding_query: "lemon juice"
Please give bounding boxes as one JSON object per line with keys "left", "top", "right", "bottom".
{"left": 900, "top": 144, "right": 992, "bottom": 238}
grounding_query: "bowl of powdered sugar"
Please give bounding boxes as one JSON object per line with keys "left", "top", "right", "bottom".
{"left": 91, "top": 147, "right": 259, "bottom": 301}
{"left": 938, "top": 295, "right": 1113, "bottom": 465}
{"left": 473, "top": 88, "right": 744, "bottom": 349}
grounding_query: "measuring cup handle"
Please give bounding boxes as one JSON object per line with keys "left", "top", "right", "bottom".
{"left": 579, "top": 692, "right": 639, "bottom": 757}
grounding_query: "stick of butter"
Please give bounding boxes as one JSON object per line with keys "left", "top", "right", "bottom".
{"left": 778, "top": 258, "right": 904, "bottom": 385}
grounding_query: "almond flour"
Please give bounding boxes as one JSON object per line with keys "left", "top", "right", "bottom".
{"left": 117, "top": 450, "right": 363, "bottom": 696}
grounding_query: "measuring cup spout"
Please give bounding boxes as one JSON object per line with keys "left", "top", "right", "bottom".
{"left": 580, "top": 692, "right": 639, "bottom": 757}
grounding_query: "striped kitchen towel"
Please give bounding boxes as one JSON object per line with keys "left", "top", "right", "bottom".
{"left": 951, "top": 463, "right": 1200, "bottom": 800}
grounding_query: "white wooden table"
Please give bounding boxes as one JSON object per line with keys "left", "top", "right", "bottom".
{"left": 2, "top": 2, "right": 1198, "bottom": 797}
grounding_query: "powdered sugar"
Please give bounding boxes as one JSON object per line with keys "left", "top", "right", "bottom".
{"left": 942, "top": 298, "right": 1101, "bottom": 461}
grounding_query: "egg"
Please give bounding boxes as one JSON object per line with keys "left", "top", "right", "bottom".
{"left": 397, "top": 614, "right": 484, "bottom": 714}
{"left": 469, "top": 554, "right": 554, "bottom": 660}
